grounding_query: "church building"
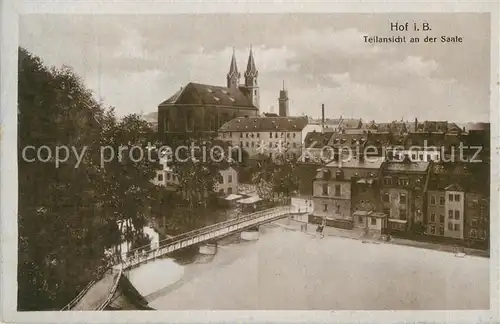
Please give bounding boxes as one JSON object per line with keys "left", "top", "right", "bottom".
{"left": 157, "top": 48, "right": 260, "bottom": 142}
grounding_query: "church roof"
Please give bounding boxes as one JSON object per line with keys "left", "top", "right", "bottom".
{"left": 219, "top": 116, "right": 308, "bottom": 132}
{"left": 158, "top": 82, "right": 258, "bottom": 109}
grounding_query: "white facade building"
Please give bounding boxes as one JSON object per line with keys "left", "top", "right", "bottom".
{"left": 218, "top": 116, "right": 321, "bottom": 160}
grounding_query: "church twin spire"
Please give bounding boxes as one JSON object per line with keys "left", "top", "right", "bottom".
{"left": 226, "top": 46, "right": 258, "bottom": 89}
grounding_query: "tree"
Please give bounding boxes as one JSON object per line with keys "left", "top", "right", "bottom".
{"left": 17, "top": 48, "right": 158, "bottom": 310}
{"left": 168, "top": 136, "right": 231, "bottom": 211}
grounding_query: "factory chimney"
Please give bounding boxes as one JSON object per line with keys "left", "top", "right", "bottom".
{"left": 321, "top": 104, "right": 325, "bottom": 132}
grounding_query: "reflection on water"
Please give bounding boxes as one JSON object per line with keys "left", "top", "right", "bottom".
{"left": 129, "top": 224, "right": 489, "bottom": 310}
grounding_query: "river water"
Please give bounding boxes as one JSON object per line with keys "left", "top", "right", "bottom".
{"left": 127, "top": 224, "right": 489, "bottom": 310}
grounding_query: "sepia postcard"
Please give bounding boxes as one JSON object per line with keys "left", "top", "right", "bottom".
{"left": 1, "top": 1, "right": 499, "bottom": 323}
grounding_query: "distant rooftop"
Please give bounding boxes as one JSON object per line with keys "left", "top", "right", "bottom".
{"left": 219, "top": 116, "right": 308, "bottom": 132}
{"left": 383, "top": 161, "right": 430, "bottom": 173}
{"left": 326, "top": 157, "right": 385, "bottom": 169}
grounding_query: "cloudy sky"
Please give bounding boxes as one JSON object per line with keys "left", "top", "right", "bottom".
{"left": 19, "top": 13, "right": 490, "bottom": 122}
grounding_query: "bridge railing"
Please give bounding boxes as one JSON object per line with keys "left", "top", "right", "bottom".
{"left": 118, "top": 205, "right": 291, "bottom": 267}
{"left": 60, "top": 279, "right": 96, "bottom": 311}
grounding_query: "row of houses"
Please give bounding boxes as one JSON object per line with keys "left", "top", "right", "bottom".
{"left": 215, "top": 116, "right": 489, "bottom": 164}
{"left": 296, "top": 155, "right": 489, "bottom": 245}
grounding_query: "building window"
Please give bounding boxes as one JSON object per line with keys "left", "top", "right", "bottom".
{"left": 439, "top": 196, "right": 445, "bottom": 206}
{"left": 166, "top": 173, "right": 171, "bottom": 180}
{"left": 227, "top": 187, "right": 233, "bottom": 194}
{"left": 336, "top": 205, "right": 340, "bottom": 214}
{"left": 448, "top": 223, "right": 453, "bottom": 230}
{"left": 383, "top": 208, "right": 390, "bottom": 216}
{"left": 251, "top": 141, "right": 254, "bottom": 148}
{"left": 440, "top": 214, "right": 444, "bottom": 223}
{"left": 287, "top": 133, "right": 290, "bottom": 138}
{"left": 245, "top": 142, "right": 249, "bottom": 147}
{"left": 293, "top": 133, "right": 296, "bottom": 138}
{"left": 359, "top": 216, "right": 363, "bottom": 223}
{"left": 430, "top": 213, "right": 436, "bottom": 222}
{"left": 454, "top": 194, "right": 461, "bottom": 202}
{"left": 454, "top": 224, "right": 460, "bottom": 231}
{"left": 430, "top": 225, "right": 436, "bottom": 234}
{"left": 371, "top": 217, "right": 376, "bottom": 225}
{"left": 471, "top": 218, "right": 478, "bottom": 227}
{"left": 334, "top": 185, "right": 341, "bottom": 197}
{"left": 439, "top": 225, "right": 444, "bottom": 235}
{"left": 257, "top": 133, "right": 260, "bottom": 138}
{"left": 384, "top": 178, "right": 392, "bottom": 185}
{"left": 275, "top": 132, "right": 278, "bottom": 138}
{"left": 400, "top": 209, "right": 407, "bottom": 220}
{"left": 240, "top": 133, "right": 243, "bottom": 138}
{"left": 383, "top": 193, "right": 390, "bottom": 202}
{"left": 448, "top": 210, "right": 453, "bottom": 219}
{"left": 430, "top": 195, "right": 436, "bottom": 205}
{"left": 293, "top": 142, "right": 297, "bottom": 148}
{"left": 158, "top": 173, "right": 163, "bottom": 181}
{"left": 400, "top": 193, "right": 406, "bottom": 204}
{"left": 454, "top": 210, "right": 460, "bottom": 220}
{"left": 228, "top": 175, "right": 232, "bottom": 183}
{"left": 448, "top": 194, "right": 453, "bottom": 201}
{"left": 323, "top": 183, "right": 328, "bottom": 196}
{"left": 323, "top": 204, "right": 328, "bottom": 212}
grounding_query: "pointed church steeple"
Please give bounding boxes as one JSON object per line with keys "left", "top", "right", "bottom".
{"left": 226, "top": 47, "right": 240, "bottom": 89}
{"left": 243, "top": 45, "right": 259, "bottom": 109}
{"left": 244, "top": 45, "right": 258, "bottom": 79}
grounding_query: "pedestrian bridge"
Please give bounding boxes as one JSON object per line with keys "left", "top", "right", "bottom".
{"left": 63, "top": 205, "right": 303, "bottom": 310}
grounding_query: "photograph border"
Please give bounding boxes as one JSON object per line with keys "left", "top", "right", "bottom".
{"left": 2, "top": 0, "right": 499, "bottom": 323}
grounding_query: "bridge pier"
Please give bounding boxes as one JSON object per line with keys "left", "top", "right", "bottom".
{"left": 241, "top": 226, "right": 260, "bottom": 241}
{"left": 199, "top": 243, "right": 218, "bottom": 255}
